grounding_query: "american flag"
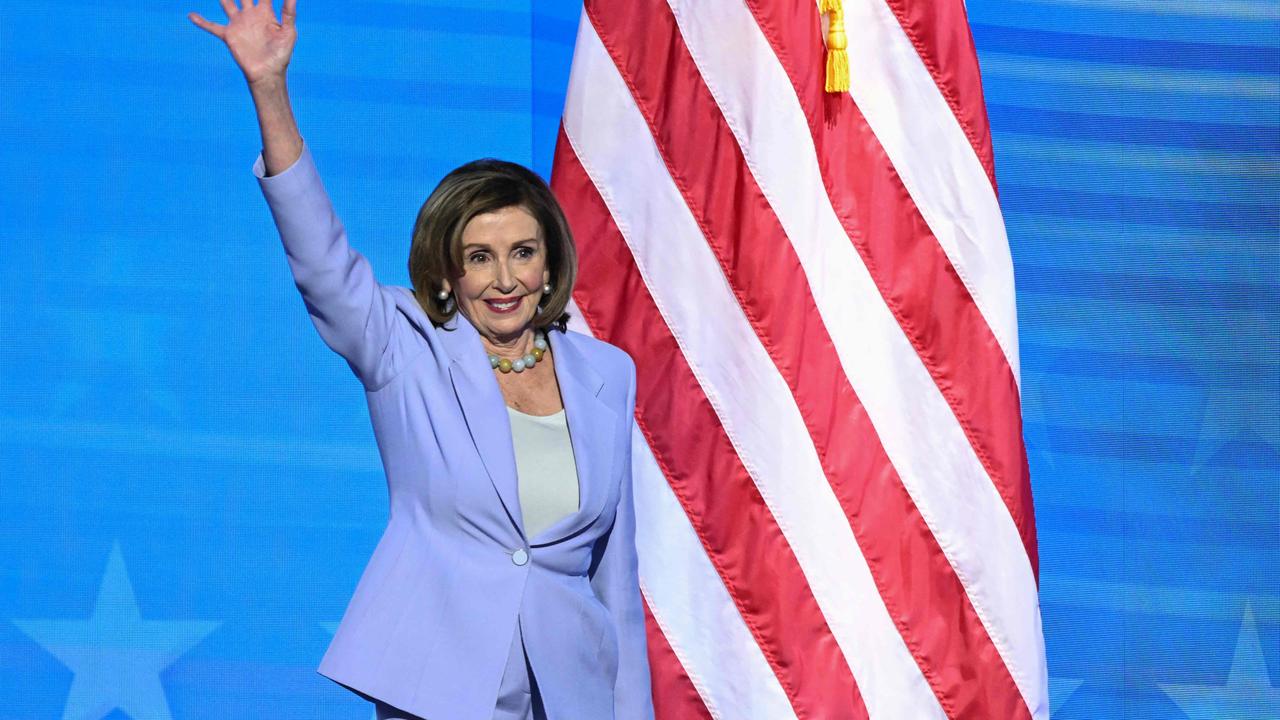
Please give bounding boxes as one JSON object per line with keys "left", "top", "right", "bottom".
{"left": 549, "top": 1, "right": 1049, "bottom": 717}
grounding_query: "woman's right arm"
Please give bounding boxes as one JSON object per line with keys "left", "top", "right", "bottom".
{"left": 191, "top": 0, "right": 412, "bottom": 390}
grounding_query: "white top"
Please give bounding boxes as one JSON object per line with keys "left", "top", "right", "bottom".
{"left": 506, "top": 406, "right": 581, "bottom": 539}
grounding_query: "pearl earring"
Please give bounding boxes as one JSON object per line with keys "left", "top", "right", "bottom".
{"left": 542, "top": 283, "right": 552, "bottom": 294}
{"left": 437, "top": 289, "right": 449, "bottom": 301}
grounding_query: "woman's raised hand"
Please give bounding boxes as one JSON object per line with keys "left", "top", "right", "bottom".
{"left": 189, "top": 0, "right": 298, "bottom": 86}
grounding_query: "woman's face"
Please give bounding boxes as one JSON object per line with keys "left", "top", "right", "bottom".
{"left": 447, "top": 205, "right": 550, "bottom": 346}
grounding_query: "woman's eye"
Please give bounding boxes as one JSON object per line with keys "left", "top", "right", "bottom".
{"left": 516, "top": 247, "right": 534, "bottom": 259}
{"left": 468, "top": 253, "right": 489, "bottom": 264}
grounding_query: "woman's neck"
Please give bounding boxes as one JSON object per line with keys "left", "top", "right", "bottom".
{"left": 479, "top": 327, "right": 536, "bottom": 361}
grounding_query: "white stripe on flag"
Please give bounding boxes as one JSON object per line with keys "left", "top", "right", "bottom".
{"left": 633, "top": 426, "right": 796, "bottom": 720}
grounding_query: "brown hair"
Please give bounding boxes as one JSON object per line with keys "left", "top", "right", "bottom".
{"left": 408, "top": 159, "right": 577, "bottom": 331}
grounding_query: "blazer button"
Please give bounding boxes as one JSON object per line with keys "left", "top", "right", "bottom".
{"left": 511, "top": 548, "right": 529, "bottom": 566}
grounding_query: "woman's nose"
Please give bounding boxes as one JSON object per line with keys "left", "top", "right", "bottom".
{"left": 494, "top": 261, "right": 517, "bottom": 292}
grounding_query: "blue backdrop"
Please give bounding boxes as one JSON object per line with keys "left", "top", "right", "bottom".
{"left": 1, "top": 1, "right": 1276, "bottom": 718}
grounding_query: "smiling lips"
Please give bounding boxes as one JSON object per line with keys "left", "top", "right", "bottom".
{"left": 483, "top": 296, "right": 525, "bottom": 314}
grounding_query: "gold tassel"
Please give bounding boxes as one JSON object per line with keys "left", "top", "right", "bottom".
{"left": 821, "top": 0, "right": 849, "bottom": 93}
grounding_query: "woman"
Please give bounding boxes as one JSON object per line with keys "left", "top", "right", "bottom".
{"left": 188, "top": 2, "right": 654, "bottom": 718}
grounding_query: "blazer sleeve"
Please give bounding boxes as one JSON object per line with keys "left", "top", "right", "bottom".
{"left": 589, "top": 357, "right": 656, "bottom": 720}
{"left": 253, "top": 140, "right": 416, "bottom": 391}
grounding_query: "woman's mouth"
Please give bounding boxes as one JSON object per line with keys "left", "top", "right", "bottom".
{"left": 483, "top": 296, "right": 523, "bottom": 314}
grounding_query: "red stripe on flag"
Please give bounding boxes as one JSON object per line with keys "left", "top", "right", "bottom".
{"left": 552, "top": 130, "right": 868, "bottom": 720}
{"left": 747, "top": 0, "right": 1039, "bottom": 580}
{"left": 642, "top": 597, "right": 714, "bottom": 720}
{"left": 883, "top": 0, "right": 998, "bottom": 190}
{"left": 580, "top": 3, "right": 1031, "bottom": 717}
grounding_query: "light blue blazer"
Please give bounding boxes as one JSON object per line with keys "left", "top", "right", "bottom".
{"left": 253, "top": 142, "right": 654, "bottom": 720}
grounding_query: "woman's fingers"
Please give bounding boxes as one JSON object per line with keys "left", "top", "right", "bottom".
{"left": 281, "top": 0, "right": 297, "bottom": 28}
{"left": 217, "top": 0, "right": 240, "bottom": 19}
{"left": 187, "top": 12, "right": 226, "bottom": 39}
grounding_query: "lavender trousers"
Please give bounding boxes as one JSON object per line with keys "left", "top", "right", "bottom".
{"left": 372, "top": 617, "right": 547, "bottom": 720}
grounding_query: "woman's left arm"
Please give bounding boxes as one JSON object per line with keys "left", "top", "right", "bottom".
{"left": 589, "top": 359, "right": 656, "bottom": 719}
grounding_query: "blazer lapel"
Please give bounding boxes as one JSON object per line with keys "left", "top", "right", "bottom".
{"left": 531, "top": 330, "right": 617, "bottom": 546}
{"left": 439, "top": 314, "right": 526, "bottom": 537}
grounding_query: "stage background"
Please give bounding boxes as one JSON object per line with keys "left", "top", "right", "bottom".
{"left": 0, "top": 1, "right": 1275, "bottom": 717}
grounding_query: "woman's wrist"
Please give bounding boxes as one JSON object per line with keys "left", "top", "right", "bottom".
{"left": 247, "top": 72, "right": 288, "bottom": 96}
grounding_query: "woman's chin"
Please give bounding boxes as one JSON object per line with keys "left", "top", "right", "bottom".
{"left": 472, "top": 309, "right": 536, "bottom": 341}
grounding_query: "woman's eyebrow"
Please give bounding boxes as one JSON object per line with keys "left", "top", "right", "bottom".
{"left": 462, "top": 238, "right": 539, "bottom": 250}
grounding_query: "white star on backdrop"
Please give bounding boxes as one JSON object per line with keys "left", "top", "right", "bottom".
{"left": 12, "top": 543, "right": 219, "bottom": 720}
{"left": 1049, "top": 676, "right": 1084, "bottom": 716}
{"left": 1159, "top": 604, "right": 1280, "bottom": 719}
{"left": 1192, "top": 379, "right": 1279, "bottom": 473}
